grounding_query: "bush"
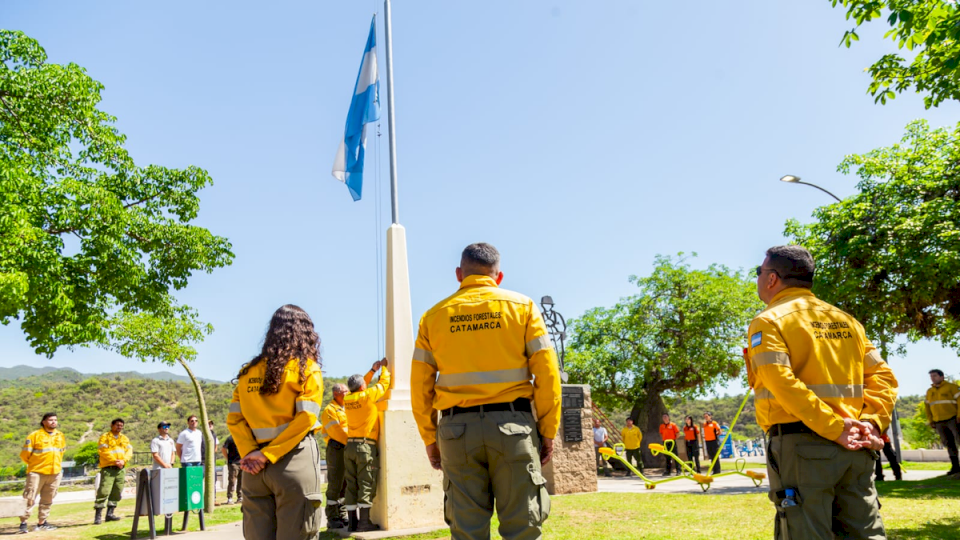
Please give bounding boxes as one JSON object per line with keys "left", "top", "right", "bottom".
{"left": 73, "top": 441, "right": 100, "bottom": 468}
{"left": 902, "top": 401, "right": 939, "bottom": 449}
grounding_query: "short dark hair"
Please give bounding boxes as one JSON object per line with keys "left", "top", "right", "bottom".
{"left": 765, "top": 245, "right": 815, "bottom": 288}
{"left": 347, "top": 374, "right": 365, "bottom": 392}
{"left": 111, "top": 418, "right": 124, "bottom": 426}
{"left": 930, "top": 369, "right": 945, "bottom": 377}
{"left": 661, "top": 413, "right": 670, "bottom": 418}
{"left": 41, "top": 413, "right": 57, "bottom": 426}
{"left": 461, "top": 243, "right": 500, "bottom": 275}
{"left": 187, "top": 415, "right": 198, "bottom": 422}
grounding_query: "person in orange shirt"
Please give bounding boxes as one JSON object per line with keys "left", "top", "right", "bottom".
{"left": 702, "top": 412, "right": 723, "bottom": 475}
{"left": 682, "top": 416, "right": 701, "bottom": 473}
{"left": 658, "top": 414, "right": 680, "bottom": 476}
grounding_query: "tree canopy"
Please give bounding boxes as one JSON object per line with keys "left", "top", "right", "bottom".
{"left": 566, "top": 255, "right": 762, "bottom": 463}
{"left": 833, "top": 0, "right": 960, "bottom": 108}
{"left": 0, "top": 30, "right": 233, "bottom": 357}
{"left": 786, "top": 119, "right": 960, "bottom": 354}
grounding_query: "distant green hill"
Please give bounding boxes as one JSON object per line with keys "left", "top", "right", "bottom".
{"left": 0, "top": 373, "right": 349, "bottom": 471}
{"left": 0, "top": 365, "right": 222, "bottom": 384}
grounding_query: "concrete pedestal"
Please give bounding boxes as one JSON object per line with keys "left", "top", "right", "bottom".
{"left": 369, "top": 224, "right": 445, "bottom": 531}
{"left": 542, "top": 384, "right": 597, "bottom": 495}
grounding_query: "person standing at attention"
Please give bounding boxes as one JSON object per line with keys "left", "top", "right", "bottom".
{"left": 620, "top": 418, "right": 643, "bottom": 475}
{"left": 702, "top": 412, "right": 722, "bottom": 475}
{"left": 411, "top": 243, "right": 562, "bottom": 540}
{"left": 682, "top": 416, "right": 701, "bottom": 474}
{"left": 93, "top": 418, "right": 132, "bottom": 525}
{"left": 746, "top": 245, "right": 897, "bottom": 539}
{"left": 659, "top": 414, "right": 680, "bottom": 476}
{"left": 227, "top": 304, "right": 325, "bottom": 540}
{"left": 593, "top": 418, "right": 611, "bottom": 477}
{"left": 19, "top": 413, "right": 66, "bottom": 534}
{"left": 176, "top": 416, "right": 203, "bottom": 467}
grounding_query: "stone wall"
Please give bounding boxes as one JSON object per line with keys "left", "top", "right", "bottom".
{"left": 542, "top": 384, "right": 597, "bottom": 495}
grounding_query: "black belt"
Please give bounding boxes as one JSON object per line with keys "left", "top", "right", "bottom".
{"left": 768, "top": 422, "right": 814, "bottom": 436}
{"left": 347, "top": 437, "right": 377, "bottom": 444}
{"left": 441, "top": 398, "right": 531, "bottom": 418}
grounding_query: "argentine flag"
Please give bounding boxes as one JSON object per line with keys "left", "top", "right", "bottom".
{"left": 332, "top": 17, "right": 380, "bottom": 202}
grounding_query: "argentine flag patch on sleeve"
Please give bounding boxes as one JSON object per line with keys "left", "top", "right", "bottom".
{"left": 751, "top": 332, "right": 762, "bottom": 348}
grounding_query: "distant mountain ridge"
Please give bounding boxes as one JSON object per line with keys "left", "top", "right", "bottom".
{"left": 0, "top": 365, "right": 223, "bottom": 384}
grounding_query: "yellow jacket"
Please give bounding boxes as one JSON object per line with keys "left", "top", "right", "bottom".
{"left": 745, "top": 288, "right": 898, "bottom": 441}
{"left": 321, "top": 401, "right": 348, "bottom": 445}
{"left": 227, "top": 357, "right": 324, "bottom": 463}
{"left": 344, "top": 367, "right": 390, "bottom": 441}
{"left": 411, "top": 275, "right": 563, "bottom": 446}
{"left": 621, "top": 426, "right": 642, "bottom": 450}
{"left": 20, "top": 429, "right": 66, "bottom": 475}
{"left": 925, "top": 382, "right": 960, "bottom": 423}
{"left": 97, "top": 432, "right": 133, "bottom": 469}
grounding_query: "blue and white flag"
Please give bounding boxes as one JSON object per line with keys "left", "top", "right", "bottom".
{"left": 332, "top": 16, "right": 380, "bottom": 202}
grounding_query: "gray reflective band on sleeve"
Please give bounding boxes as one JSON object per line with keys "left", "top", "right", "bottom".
{"left": 755, "top": 388, "right": 775, "bottom": 400}
{"left": 251, "top": 423, "right": 289, "bottom": 441}
{"left": 98, "top": 444, "right": 109, "bottom": 449}
{"left": 32, "top": 447, "right": 62, "bottom": 454}
{"left": 929, "top": 400, "right": 957, "bottom": 406}
{"left": 413, "top": 348, "right": 437, "bottom": 368}
{"left": 751, "top": 352, "right": 791, "bottom": 371}
{"left": 864, "top": 350, "right": 884, "bottom": 367}
{"left": 324, "top": 420, "right": 340, "bottom": 430}
{"left": 295, "top": 400, "right": 322, "bottom": 416}
{"left": 807, "top": 384, "right": 863, "bottom": 399}
{"left": 525, "top": 335, "right": 553, "bottom": 357}
{"left": 955, "top": 392, "right": 960, "bottom": 399}
{"left": 311, "top": 420, "right": 322, "bottom": 431}
{"left": 436, "top": 367, "right": 531, "bottom": 388}
{"left": 229, "top": 402, "right": 242, "bottom": 414}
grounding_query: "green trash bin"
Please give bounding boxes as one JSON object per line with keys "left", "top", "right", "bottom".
{"left": 179, "top": 467, "right": 204, "bottom": 511}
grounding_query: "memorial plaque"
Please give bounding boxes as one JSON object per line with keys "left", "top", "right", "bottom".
{"left": 562, "top": 410, "right": 582, "bottom": 442}
{"left": 561, "top": 386, "right": 584, "bottom": 409}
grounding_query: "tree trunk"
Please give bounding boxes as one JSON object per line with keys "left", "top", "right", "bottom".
{"left": 178, "top": 357, "right": 216, "bottom": 515}
{"left": 632, "top": 388, "right": 669, "bottom": 468}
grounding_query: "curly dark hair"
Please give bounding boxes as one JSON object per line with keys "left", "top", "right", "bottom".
{"left": 238, "top": 304, "right": 321, "bottom": 395}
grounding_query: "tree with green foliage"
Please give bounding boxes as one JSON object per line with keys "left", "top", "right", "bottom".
{"left": 0, "top": 30, "right": 232, "bottom": 514}
{"left": 786, "top": 120, "right": 960, "bottom": 355}
{"left": 566, "top": 255, "right": 762, "bottom": 466}
{"left": 72, "top": 441, "right": 100, "bottom": 468}
{"left": 902, "top": 401, "right": 940, "bottom": 450}
{"left": 832, "top": 0, "right": 960, "bottom": 108}
{"left": 0, "top": 29, "right": 233, "bottom": 353}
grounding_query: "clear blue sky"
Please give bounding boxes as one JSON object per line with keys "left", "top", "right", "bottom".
{"left": 2, "top": 1, "right": 957, "bottom": 398}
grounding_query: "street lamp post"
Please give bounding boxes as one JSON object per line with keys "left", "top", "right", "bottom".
{"left": 779, "top": 174, "right": 904, "bottom": 465}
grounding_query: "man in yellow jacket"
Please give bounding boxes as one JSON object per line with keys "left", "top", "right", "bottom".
{"left": 746, "top": 245, "right": 898, "bottom": 540}
{"left": 620, "top": 418, "right": 643, "bottom": 474}
{"left": 19, "top": 413, "right": 66, "bottom": 534}
{"left": 411, "top": 243, "right": 562, "bottom": 540}
{"left": 925, "top": 368, "right": 960, "bottom": 474}
{"left": 343, "top": 359, "right": 390, "bottom": 532}
{"left": 94, "top": 418, "right": 133, "bottom": 524}
{"left": 320, "top": 383, "right": 349, "bottom": 530}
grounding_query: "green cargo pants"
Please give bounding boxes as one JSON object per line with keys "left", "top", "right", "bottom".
{"left": 344, "top": 440, "right": 378, "bottom": 509}
{"left": 767, "top": 431, "right": 885, "bottom": 540}
{"left": 241, "top": 435, "right": 324, "bottom": 540}
{"left": 438, "top": 409, "right": 550, "bottom": 540}
{"left": 625, "top": 448, "right": 643, "bottom": 472}
{"left": 324, "top": 440, "right": 347, "bottom": 522}
{"left": 94, "top": 467, "right": 124, "bottom": 509}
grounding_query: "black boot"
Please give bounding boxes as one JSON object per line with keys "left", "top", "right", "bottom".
{"left": 946, "top": 456, "right": 960, "bottom": 476}
{"left": 94, "top": 509, "right": 103, "bottom": 525}
{"left": 347, "top": 510, "right": 359, "bottom": 532}
{"left": 356, "top": 508, "right": 380, "bottom": 532}
{"left": 105, "top": 507, "right": 121, "bottom": 522}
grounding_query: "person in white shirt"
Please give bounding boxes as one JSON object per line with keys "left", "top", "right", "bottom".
{"left": 150, "top": 422, "right": 177, "bottom": 470}
{"left": 593, "top": 418, "right": 610, "bottom": 477}
{"left": 176, "top": 416, "right": 204, "bottom": 467}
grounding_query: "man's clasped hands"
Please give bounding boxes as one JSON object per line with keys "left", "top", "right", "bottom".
{"left": 833, "top": 417, "right": 885, "bottom": 451}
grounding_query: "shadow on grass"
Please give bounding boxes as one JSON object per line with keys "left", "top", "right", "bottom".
{"left": 877, "top": 476, "right": 960, "bottom": 500}
{"left": 886, "top": 517, "right": 960, "bottom": 540}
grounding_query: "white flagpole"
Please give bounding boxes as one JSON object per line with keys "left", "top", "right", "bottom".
{"left": 384, "top": 0, "right": 400, "bottom": 225}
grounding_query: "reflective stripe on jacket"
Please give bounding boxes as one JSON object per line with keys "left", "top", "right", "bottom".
{"left": 411, "top": 275, "right": 562, "bottom": 446}
{"left": 745, "top": 288, "right": 898, "bottom": 440}
{"left": 227, "top": 357, "right": 324, "bottom": 463}
{"left": 97, "top": 432, "right": 133, "bottom": 469}
{"left": 621, "top": 426, "right": 643, "bottom": 450}
{"left": 925, "top": 381, "right": 960, "bottom": 423}
{"left": 20, "top": 429, "right": 66, "bottom": 475}
{"left": 321, "top": 401, "right": 348, "bottom": 445}
{"left": 344, "top": 367, "right": 390, "bottom": 441}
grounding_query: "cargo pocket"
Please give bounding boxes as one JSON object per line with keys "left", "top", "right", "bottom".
{"left": 438, "top": 423, "right": 467, "bottom": 466}
{"left": 301, "top": 492, "right": 324, "bottom": 536}
{"left": 442, "top": 476, "right": 454, "bottom": 528}
{"left": 528, "top": 467, "right": 551, "bottom": 525}
{"left": 498, "top": 421, "right": 535, "bottom": 461}
{"left": 795, "top": 444, "right": 838, "bottom": 488}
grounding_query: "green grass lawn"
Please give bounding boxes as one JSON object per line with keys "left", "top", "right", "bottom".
{"left": 5, "top": 476, "right": 958, "bottom": 540}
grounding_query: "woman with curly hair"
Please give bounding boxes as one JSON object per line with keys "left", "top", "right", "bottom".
{"left": 226, "top": 304, "right": 325, "bottom": 540}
